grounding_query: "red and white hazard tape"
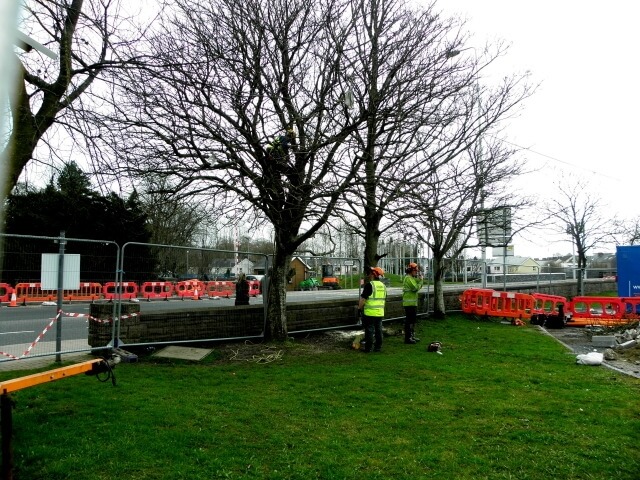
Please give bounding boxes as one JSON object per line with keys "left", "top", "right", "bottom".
{"left": 0, "top": 351, "right": 20, "bottom": 360}
{"left": 21, "top": 311, "right": 61, "bottom": 357}
{"left": 0, "top": 310, "right": 140, "bottom": 360}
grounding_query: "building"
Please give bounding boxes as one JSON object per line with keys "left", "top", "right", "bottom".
{"left": 287, "top": 257, "right": 312, "bottom": 292}
{"left": 488, "top": 255, "right": 541, "bottom": 275}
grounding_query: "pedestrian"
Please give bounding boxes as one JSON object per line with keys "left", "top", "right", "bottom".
{"left": 235, "top": 273, "right": 250, "bottom": 306}
{"left": 358, "top": 266, "right": 386, "bottom": 353}
{"left": 402, "top": 262, "right": 423, "bottom": 344}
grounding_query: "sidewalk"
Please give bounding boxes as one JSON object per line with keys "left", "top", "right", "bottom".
{"left": 0, "top": 352, "right": 94, "bottom": 372}
{"left": 0, "top": 341, "right": 94, "bottom": 372}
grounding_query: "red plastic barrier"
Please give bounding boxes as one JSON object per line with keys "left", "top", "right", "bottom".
{"left": 205, "top": 281, "right": 234, "bottom": 298}
{"left": 140, "top": 281, "right": 174, "bottom": 300}
{"left": 103, "top": 282, "right": 139, "bottom": 300}
{"left": 620, "top": 297, "right": 640, "bottom": 318}
{"left": 531, "top": 293, "right": 567, "bottom": 315}
{"left": 14, "top": 283, "right": 56, "bottom": 303}
{"left": 566, "top": 296, "right": 637, "bottom": 327}
{"left": 460, "top": 288, "right": 495, "bottom": 316}
{"left": 175, "top": 280, "right": 206, "bottom": 298}
{"left": 0, "top": 283, "right": 13, "bottom": 303}
{"left": 248, "top": 280, "right": 260, "bottom": 297}
{"left": 460, "top": 288, "right": 533, "bottom": 320}
{"left": 66, "top": 282, "right": 103, "bottom": 301}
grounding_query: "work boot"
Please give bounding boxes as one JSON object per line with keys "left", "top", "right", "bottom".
{"left": 404, "top": 329, "right": 416, "bottom": 344}
{"left": 411, "top": 327, "right": 420, "bottom": 342}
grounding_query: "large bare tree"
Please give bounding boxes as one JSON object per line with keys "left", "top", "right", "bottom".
{"left": 336, "top": 0, "right": 466, "bottom": 268}
{"left": 337, "top": 1, "right": 533, "bottom": 280}
{"left": 5, "top": 0, "right": 143, "bottom": 193}
{"left": 94, "top": 0, "right": 369, "bottom": 339}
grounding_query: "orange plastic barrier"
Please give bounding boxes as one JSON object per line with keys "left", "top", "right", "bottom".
{"left": 0, "top": 283, "right": 13, "bottom": 303}
{"left": 205, "top": 281, "right": 234, "bottom": 298}
{"left": 140, "top": 281, "right": 174, "bottom": 300}
{"left": 66, "top": 282, "right": 103, "bottom": 301}
{"left": 566, "top": 296, "right": 639, "bottom": 327}
{"left": 460, "top": 288, "right": 533, "bottom": 320}
{"left": 14, "top": 283, "right": 57, "bottom": 303}
{"left": 460, "top": 288, "right": 496, "bottom": 316}
{"left": 248, "top": 280, "right": 260, "bottom": 297}
{"left": 531, "top": 293, "right": 567, "bottom": 315}
{"left": 102, "top": 282, "right": 139, "bottom": 300}
{"left": 175, "top": 280, "right": 206, "bottom": 298}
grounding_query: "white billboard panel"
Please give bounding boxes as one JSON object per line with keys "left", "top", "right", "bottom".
{"left": 41, "top": 254, "right": 81, "bottom": 290}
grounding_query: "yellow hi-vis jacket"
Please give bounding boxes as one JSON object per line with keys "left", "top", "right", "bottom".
{"left": 402, "top": 275, "right": 423, "bottom": 307}
{"left": 364, "top": 280, "right": 386, "bottom": 317}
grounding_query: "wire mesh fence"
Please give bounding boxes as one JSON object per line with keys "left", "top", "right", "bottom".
{"left": 0, "top": 233, "right": 119, "bottom": 363}
{"left": 0, "top": 234, "right": 273, "bottom": 362}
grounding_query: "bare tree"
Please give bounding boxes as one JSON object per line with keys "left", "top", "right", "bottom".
{"left": 616, "top": 216, "right": 640, "bottom": 246}
{"left": 335, "top": 0, "right": 467, "bottom": 268}
{"left": 5, "top": 0, "right": 144, "bottom": 193}
{"left": 94, "top": 0, "right": 369, "bottom": 339}
{"left": 407, "top": 135, "right": 534, "bottom": 317}
{"left": 547, "top": 178, "right": 616, "bottom": 294}
{"left": 336, "top": 0, "right": 533, "bottom": 282}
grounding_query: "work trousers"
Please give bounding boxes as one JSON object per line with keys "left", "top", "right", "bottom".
{"left": 362, "top": 314, "right": 383, "bottom": 352}
{"left": 404, "top": 305, "right": 417, "bottom": 331}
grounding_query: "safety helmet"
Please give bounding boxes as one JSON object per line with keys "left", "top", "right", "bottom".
{"left": 405, "top": 262, "right": 418, "bottom": 274}
{"left": 372, "top": 267, "right": 384, "bottom": 278}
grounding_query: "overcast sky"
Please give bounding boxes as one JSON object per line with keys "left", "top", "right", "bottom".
{"left": 5, "top": 2, "right": 638, "bottom": 259}
{"left": 432, "top": 1, "right": 640, "bottom": 258}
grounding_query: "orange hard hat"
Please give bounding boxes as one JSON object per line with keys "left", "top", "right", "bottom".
{"left": 407, "top": 262, "right": 418, "bottom": 270}
{"left": 372, "top": 267, "right": 384, "bottom": 278}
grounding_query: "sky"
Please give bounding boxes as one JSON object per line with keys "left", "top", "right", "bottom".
{"left": 4, "top": 1, "right": 638, "bottom": 260}
{"left": 432, "top": 0, "right": 640, "bottom": 259}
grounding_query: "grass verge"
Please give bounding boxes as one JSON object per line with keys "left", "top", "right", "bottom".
{"left": 1, "top": 314, "right": 638, "bottom": 480}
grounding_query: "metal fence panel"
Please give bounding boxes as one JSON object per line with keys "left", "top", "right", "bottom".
{"left": 115, "top": 242, "right": 269, "bottom": 347}
{"left": 0, "top": 233, "right": 119, "bottom": 364}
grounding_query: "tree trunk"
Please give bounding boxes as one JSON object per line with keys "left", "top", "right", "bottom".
{"left": 363, "top": 222, "right": 381, "bottom": 267}
{"left": 431, "top": 255, "right": 446, "bottom": 319}
{"left": 577, "top": 251, "right": 587, "bottom": 296}
{"left": 265, "top": 249, "right": 292, "bottom": 341}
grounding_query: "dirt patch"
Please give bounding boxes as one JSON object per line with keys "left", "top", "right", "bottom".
{"left": 540, "top": 325, "right": 640, "bottom": 379}
{"left": 193, "top": 329, "right": 363, "bottom": 364}
{"left": 205, "top": 327, "right": 412, "bottom": 364}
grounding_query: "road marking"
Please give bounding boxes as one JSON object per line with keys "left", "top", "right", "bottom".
{"left": 0, "top": 331, "right": 35, "bottom": 335}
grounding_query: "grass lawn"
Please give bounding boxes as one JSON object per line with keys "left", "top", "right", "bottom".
{"left": 2, "top": 314, "right": 638, "bottom": 479}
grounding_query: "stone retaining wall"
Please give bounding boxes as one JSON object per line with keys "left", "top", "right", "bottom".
{"left": 88, "top": 280, "right": 616, "bottom": 347}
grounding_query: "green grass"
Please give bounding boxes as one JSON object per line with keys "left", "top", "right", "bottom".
{"left": 2, "top": 315, "right": 639, "bottom": 479}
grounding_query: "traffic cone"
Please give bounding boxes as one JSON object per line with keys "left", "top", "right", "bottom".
{"left": 192, "top": 288, "right": 200, "bottom": 300}
{"left": 8, "top": 292, "right": 18, "bottom": 307}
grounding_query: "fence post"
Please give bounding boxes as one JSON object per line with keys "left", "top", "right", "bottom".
{"left": 56, "top": 231, "right": 66, "bottom": 363}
